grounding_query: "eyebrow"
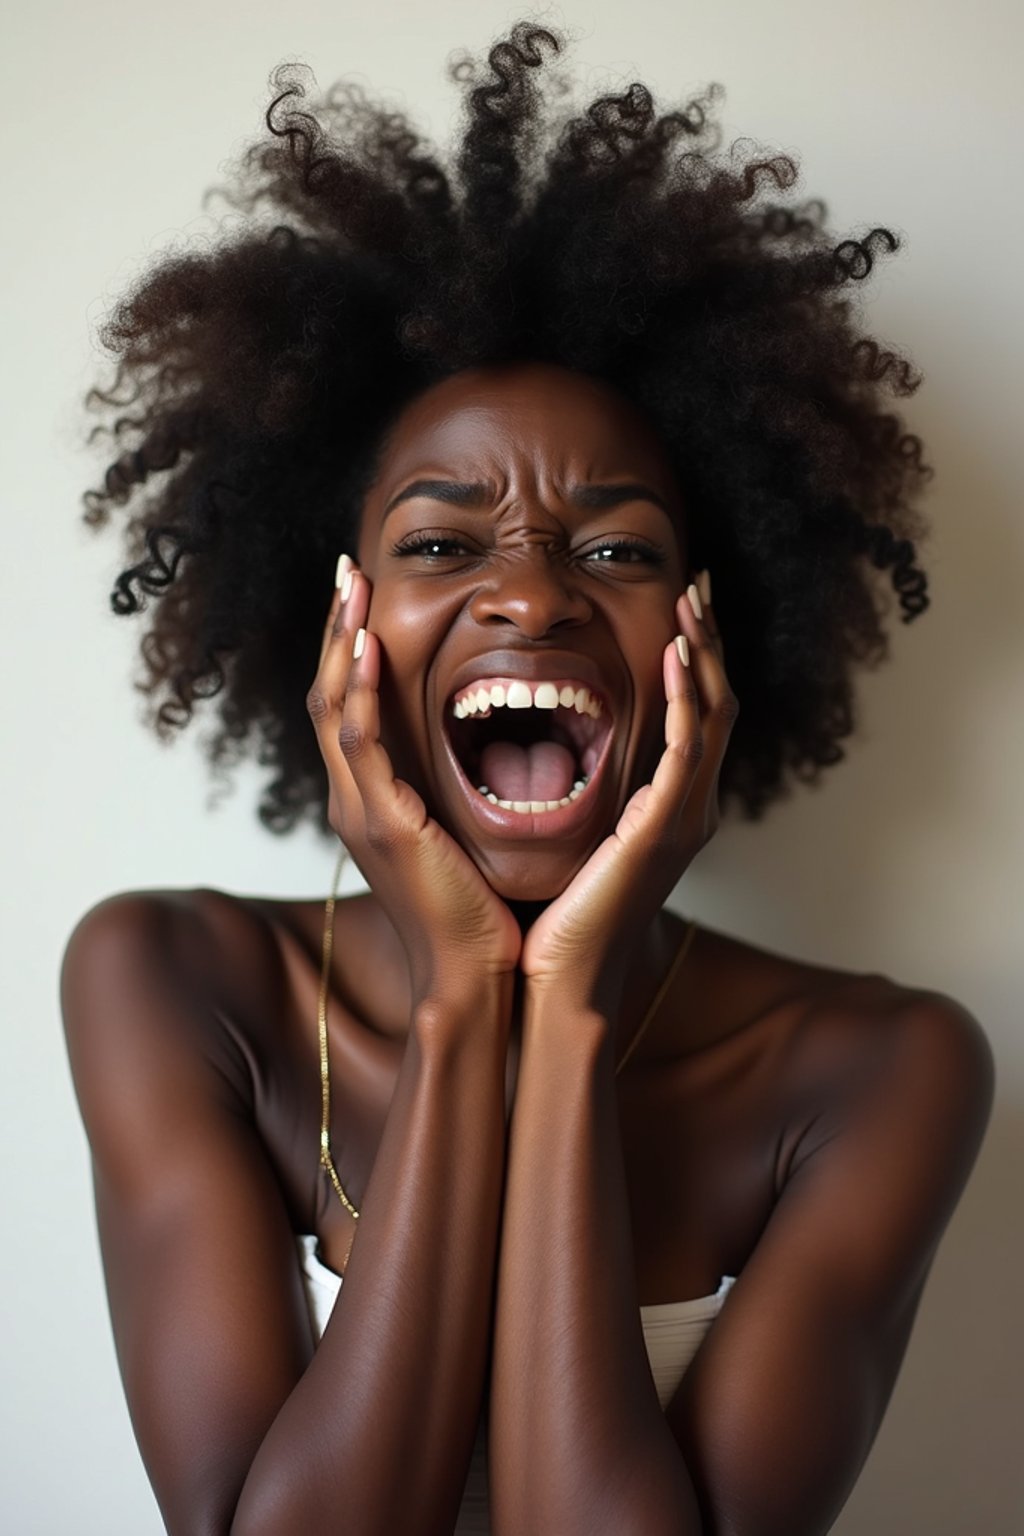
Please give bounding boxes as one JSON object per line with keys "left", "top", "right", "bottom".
{"left": 382, "top": 478, "right": 670, "bottom": 519}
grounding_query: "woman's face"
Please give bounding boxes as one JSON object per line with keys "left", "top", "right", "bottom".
{"left": 355, "top": 360, "right": 689, "bottom": 902}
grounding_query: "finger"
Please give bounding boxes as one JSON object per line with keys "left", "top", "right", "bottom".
{"left": 318, "top": 585, "right": 344, "bottom": 670}
{"left": 318, "top": 553, "right": 358, "bottom": 668}
{"left": 694, "top": 567, "right": 724, "bottom": 666}
{"left": 307, "top": 567, "right": 370, "bottom": 796}
{"left": 317, "top": 555, "right": 350, "bottom": 668}
{"left": 646, "top": 632, "right": 704, "bottom": 812}
{"left": 677, "top": 581, "right": 740, "bottom": 786}
{"left": 339, "top": 627, "right": 425, "bottom": 838}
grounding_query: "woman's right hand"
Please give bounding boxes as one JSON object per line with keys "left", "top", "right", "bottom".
{"left": 307, "top": 559, "right": 523, "bottom": 1010}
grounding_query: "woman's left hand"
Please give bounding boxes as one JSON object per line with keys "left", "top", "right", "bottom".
{"left": 519, "top": 578, "right": 738, "bottom": 1015}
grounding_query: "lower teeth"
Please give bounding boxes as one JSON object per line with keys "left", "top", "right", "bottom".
{"left": 475, "top": 779, "right": 589, "bottom": 813}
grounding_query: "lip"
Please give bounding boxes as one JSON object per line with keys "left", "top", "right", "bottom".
{"left": 435, "top": 649, "right": 620, "bottom": 842}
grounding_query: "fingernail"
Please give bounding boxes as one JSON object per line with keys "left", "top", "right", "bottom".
{"left": 697, "top": 568, "right": 711, "bottom": 607}
{"left": 353, "top": 627, "right": 366, "bottom": 660}
{"left": 340, "top": 567, "right": 354, "bottom": 603}
{"left": 675, "top": 634, "right": 690, "bottom": 668}
{"left": 335, "top": 552, "right": 353, "bottom": 589}
{"left": 686, "top": 581, "right": 704, "bottom": 621}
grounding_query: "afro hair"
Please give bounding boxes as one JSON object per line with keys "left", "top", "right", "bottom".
{"left": 81, "top": 18, "right": 933, "bottom": 835}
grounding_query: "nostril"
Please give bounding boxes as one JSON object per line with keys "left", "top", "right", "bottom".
{"left": 469, "top": 584, "right": 593, "bottom": 637}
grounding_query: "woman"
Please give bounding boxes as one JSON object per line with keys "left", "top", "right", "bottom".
{"left": 61, "top": 21, "right": 994, "bottom": 1536}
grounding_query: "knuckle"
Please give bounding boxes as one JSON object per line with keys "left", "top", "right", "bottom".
{"left": 679, "top": 733, "right": 705, "bottom": 768}
{"left": 647, "top": 827, "right": 678, "bottom": 862}
{"left": 664, "top": 735, "right": 703, "bottom": 775}
{"left": 306, "top": 685, "right": 332, "bottom": 724}
{"left": 716, "top": 692, "right": 741, "bottom": 725}
{"left": 364, "top": 818, "right": 402, "bottom": 857}
{"left": 338, "top": 721, "right": 367, "bottom": 760}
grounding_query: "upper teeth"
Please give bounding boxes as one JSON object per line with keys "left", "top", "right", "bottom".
{"left": 452, "top": 680, "right": 603, "bottom": 719}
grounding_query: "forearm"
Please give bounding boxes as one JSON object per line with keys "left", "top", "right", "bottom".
{"left": 488, "top": 990, "right": 703, "bottom": 1536}
{"left": 232, "top": 977, "right": 513, "bottom": 1536}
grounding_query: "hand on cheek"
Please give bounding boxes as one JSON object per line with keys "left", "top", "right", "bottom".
{"left": 520, "top": 567, "right": 737, "bottom": 1007}
{"left": 308, "top": 556, "right": 524, "bottom": 1003}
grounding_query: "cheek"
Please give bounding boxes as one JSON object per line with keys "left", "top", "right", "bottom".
{"left": 630, "top": 609, "right": 673, "bottom": 706}
{"left": 365, "top": 580, "right": 430, "bottom": 673}
{"left": 366, "top": 575, "right": 448, "bottom": 643}
{"left": 375, "top": 663, "right": 424, "bottom": 786}
{"left": 625, "top": 614, "right": 675, "bottom": 775}
{"left": 367, "top": 587, "right": 442, "bottom": 780}
{"left": 368, "top": 575, "right": 472, "bottom": 694}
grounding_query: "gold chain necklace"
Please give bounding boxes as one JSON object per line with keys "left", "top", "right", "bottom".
{"left": 318, "top": 845, "right": 699, "bottom": 1220}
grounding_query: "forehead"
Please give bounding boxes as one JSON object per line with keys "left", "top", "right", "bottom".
{"left": 373, "top": 362, "right": 676, "bottom": 487}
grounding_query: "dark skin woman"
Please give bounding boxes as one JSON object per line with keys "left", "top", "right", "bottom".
{"left": 60, "top": 22, "right": 995, "bottom": 1536}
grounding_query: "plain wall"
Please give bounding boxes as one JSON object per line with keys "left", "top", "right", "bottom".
{"left": 2, "top": 0, "right": 1021, "bottom": 1530}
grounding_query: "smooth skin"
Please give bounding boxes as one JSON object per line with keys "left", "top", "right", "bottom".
{"left": 61, "top": 362, "right": 995, "bottom": 1536}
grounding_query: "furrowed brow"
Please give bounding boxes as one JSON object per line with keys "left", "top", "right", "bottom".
{"left": 383, "top": 479, "right": 669, "bottom": 519}
{"left": 383, "top": 481, "right": 492, "bottom": 519}
{"left": 568, "top": 482, "right": 669, "bottom": 514}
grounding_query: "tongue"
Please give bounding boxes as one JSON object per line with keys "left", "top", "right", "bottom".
{"left": 480, "top": 740, "right": 577, "bottom": 803}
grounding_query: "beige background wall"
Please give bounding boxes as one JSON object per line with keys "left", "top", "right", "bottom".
{"left": 2, "top": 1, "right": 1021, "bottom": 1530}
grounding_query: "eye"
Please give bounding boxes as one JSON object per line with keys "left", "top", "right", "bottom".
{"left": 391, "top": 532, "right": 476, "bottom": 560}
{"left": 580, "top": 537, "right": 667, "bottom": 566}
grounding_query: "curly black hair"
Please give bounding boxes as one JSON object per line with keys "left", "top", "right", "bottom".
{"left": 81, "top": 18, "right": 933, "bottom": 836}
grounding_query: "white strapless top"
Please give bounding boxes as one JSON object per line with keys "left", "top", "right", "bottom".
{"left": 296, "top": 1234, "right": 735, "bottom": 1535}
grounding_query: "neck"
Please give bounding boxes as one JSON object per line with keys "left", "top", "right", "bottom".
{"left": 613, "top": 907, "right": 682, "bottom": 1066}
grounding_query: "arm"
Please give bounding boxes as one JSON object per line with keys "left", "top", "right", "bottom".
{"left": 489, "top": 988, "right": 703, "bottom": 1536}
{"left": 488, "top": 578, "right": 736, "bottom": 1535}
{"left": 665, "top": 990, "right": 994, "bottom": 1535}
{"left": 489, "top": 987, "right": 994, "bottom": 1536}
{"left": 62, "top": 891, "right": 512, "bottom": 1536}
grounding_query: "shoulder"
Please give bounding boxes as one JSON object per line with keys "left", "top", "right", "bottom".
{"left": 698, "top": 917, "right": 993, "bottom": 1097}
{"left": 855, "top": 982, "right": 995, "bottom": 1157}
{"left": 59, "top": 886, "right": 298, "bottom": 1104}
{"left": 61, "top": 883, "right": 288, "bottom": 1011}
{"left": 691, "top": 921, "right": 995, "bottom": 1175}
{"left": 61, "top": 886, "right": 205, "bottom": 991}
{"left": 779, "top": 973, "right": 996, "bottom": 1225}
{"left": 800, "top": 972, "right": 995, "bottom": 1117}
{"left": 60, "top": 885, "right": 315, "bottom": 1190}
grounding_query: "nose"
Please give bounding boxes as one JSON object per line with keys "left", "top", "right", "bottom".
{"left": 468, "top": 550, "right": 593, "bottom": 638}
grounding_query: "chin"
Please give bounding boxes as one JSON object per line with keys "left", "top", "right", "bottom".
{"left": 465, "top": 843, "right": 591, "bottom": 905}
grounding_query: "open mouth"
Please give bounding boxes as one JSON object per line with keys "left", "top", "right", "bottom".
{"left": 444, "top": 677, "right": 613, "bottom": 814}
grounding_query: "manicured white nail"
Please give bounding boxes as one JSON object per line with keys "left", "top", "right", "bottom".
{"left": 687, "top": 582, "right": 703, "bottom": 621}
{"left": 675, "top": 634, "right": 689, "bottom": 668}
{"left": 352, "top": 627, "right": 366, "bottom": 660}
{"left": 340, "top": 568, "right": 354, "bottom": 603}
{"left": 697, "top": 568, "right": 711, "bottom": 608}
{"left": 335, "top": 552, "right": 353, "bottom": 589}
